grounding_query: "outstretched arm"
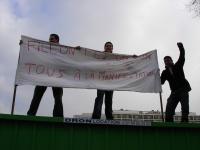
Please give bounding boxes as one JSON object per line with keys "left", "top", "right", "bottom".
{"left": 176, "top": 42, "right": 185, "bottom": 66}
{"left": 75, "top": 46, "right": 81, "bottom": 50}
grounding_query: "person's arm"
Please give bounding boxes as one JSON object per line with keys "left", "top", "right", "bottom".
{"left": 75, "top": 46, "right": 81, "bottom": 50}
{"left": 161, "top": 71, "right": 166, "bottom": 85}
{"left": 19, "top": 40, "right": 23, "bottom": 45}
{"left": 132, "top": 54, "right": 138, "bottom": 58}
{"left": 176, "top": 42, "right": 185, "bottom": 66}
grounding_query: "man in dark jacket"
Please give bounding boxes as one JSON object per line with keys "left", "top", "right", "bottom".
{"left": 92, "top": 42, "right": 114, "bottom": 120}
{"left": 27, "top": 34, "right": 64, "bottom": 117}
{"left": 161, "top": 42, "right": 191, "bottom": 122}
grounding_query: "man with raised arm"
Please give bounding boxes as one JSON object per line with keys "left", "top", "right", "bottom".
{"left": 161, "top": 42, "right": 191, "bottom": 122}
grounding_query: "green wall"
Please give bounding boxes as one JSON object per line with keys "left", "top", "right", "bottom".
{"left": 0, "top": 114, "right": 200, "bottom": 150}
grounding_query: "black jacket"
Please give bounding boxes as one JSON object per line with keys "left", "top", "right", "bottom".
{"left": 161, "top": 47, "right": 191, "bottom": 92}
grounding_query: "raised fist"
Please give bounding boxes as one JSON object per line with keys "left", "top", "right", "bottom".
{"left": 177, "top": 42, "right": 184, "bottom": 49}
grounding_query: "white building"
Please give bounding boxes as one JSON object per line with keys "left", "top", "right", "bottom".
{"left": 74, "top": 109, "right": 200, "bottom": 123}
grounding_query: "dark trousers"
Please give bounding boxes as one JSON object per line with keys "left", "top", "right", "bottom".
{"left": 27, "top": 86, "right": 63, "bottom": 117}
{"left": 92, "top": 90, "right": 113, "bottom": 119}
{"left": 165, "top": 91, "right": 189, "bottom": 122}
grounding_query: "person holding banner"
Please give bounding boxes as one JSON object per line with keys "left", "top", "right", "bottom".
{"left": 92, "top": 42, "right": 114, "bottom": 120}
{"left": 27, "top": 34, "right": 64, "bottom": 117}
{"left": 161, "top": 42, "right": 191, "bottom": 122}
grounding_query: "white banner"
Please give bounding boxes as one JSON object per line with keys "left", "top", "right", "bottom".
{"left": 15, "top": 35, "right": 161, "bottom": 93}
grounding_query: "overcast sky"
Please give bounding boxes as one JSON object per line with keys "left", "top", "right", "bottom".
{"left": 0, "top": 0, "right": 200, "bottom": 117}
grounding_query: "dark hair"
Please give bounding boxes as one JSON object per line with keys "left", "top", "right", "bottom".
{"left": 104, "top": 41, "right": 113, "bottom": 47}
{"left": 164, "top": 56, "right": 172, "bottom": 60}
{"left": 50, "top": 33, "right": 59, "bottom": 42}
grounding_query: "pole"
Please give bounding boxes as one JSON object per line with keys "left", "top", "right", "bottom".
{"left": 11, "top": 39, "right": 22, "bottom": 115}
{"left": 159, "top": 92, "right": 164, "bottom": 122}
{"left": 11, "top": 84, "right": 18, "bottom": 115}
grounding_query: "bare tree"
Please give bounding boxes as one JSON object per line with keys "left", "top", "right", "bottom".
{"left": 189, "top": 0, "right": 200, "bottom": 16}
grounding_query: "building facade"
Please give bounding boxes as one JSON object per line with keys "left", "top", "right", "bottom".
{"left": 74, "top": 109, "right": 200, "bottom": 123}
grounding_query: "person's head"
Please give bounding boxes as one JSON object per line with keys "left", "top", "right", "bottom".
{"left": 49, "top": 34, "right": 59, "bottom": 43}
{"left": 104, "top": 42, "right": 113, "bottom": 53}
{"left": 164, "top": 56, "right": 174, "bottom": 67}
